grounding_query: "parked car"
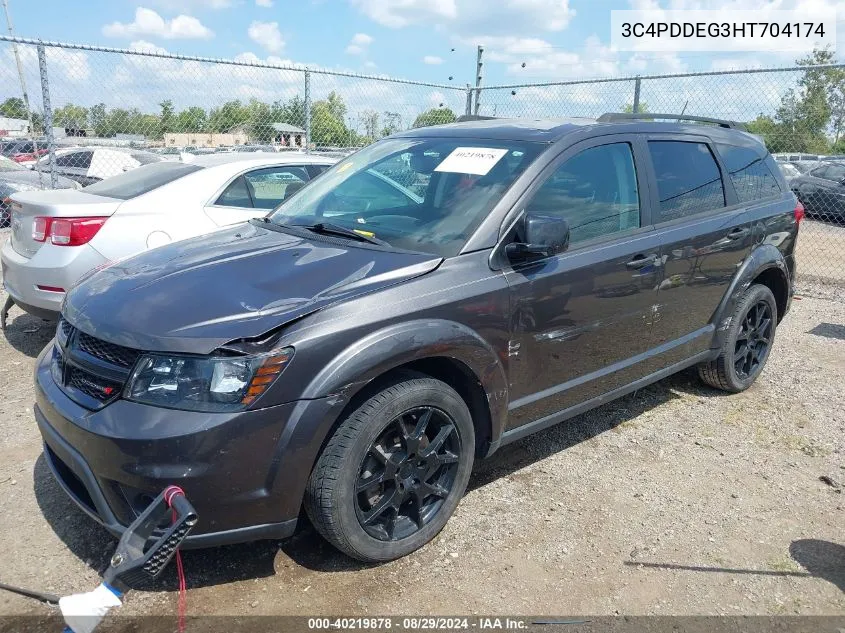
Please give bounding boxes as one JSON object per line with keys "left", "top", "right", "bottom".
{"left": 0, "top": 139, "right": 49, "bottom": 166}
{"left": 33, "top": 115, "right": 798, "bottom": 562}
{"left": 778, "top": 162, "right": 801, "bottom": 183}
{"left": 32, "top": 147, "right": 165, "bottom": 186}
{"left": 789, "top": 160, "right": 845, "bottom": 221}
{"left": 1, "top": 153, "right": 335, "bottom": 321}
{"left": 0, "top": 156, "right": 79, "bottom": 227}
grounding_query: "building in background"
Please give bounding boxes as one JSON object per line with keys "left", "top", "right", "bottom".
{"left": 0, "top": 116, "right": 29, "bottom": 138}
{"left": 164, "top": 131, "right": 249, "bottom": 148}
{"left": 271, "top": 123, "right": 306, "bottom": 147}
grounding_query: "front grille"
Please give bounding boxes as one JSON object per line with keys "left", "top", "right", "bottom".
{"left": 54, "top": 317, "right": 143, "bottom": 409}
{"left": 77, "top": 331, "right": 141, "bottom": 368}
{"left": 67, "top": 366, "right": 122, "bottom": 402}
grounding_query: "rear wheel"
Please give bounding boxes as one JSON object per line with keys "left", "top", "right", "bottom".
{"left": 698, "top": 283, "right": 777, "bottom": 393}
{"left": 305, "top": 374, "right": 475, "bottom": 562}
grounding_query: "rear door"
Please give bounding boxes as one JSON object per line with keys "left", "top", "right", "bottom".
{"left": 644, "top": 136, "right": 755, "bottom": 363}
{"left": 204, "top": 165, "right": 313, "bottom": 226}
{"left": 502, "top": 135, "right": 663, "bottom": 430}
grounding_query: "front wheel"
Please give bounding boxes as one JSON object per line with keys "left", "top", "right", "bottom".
{"left": 698, "top": 283, "right": 778, "bottom": 392}
{"left": 305, "top": 374, "right": 475, "bottom": 562}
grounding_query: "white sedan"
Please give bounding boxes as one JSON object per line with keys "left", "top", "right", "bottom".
{"left": 1, "top": 152, "right": 336, "bottom": 321}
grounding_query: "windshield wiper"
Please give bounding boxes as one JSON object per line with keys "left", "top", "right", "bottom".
{"left": 292, "top": 222, "right": 388, "bottom": 246}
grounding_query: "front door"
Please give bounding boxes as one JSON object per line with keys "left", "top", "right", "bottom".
{"left": 502, "top": 136, "right": 662, "bottom": 430}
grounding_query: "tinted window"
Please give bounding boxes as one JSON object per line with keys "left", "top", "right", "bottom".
{"left": 716, "top": 143, "right": 781, "bottom": 202}
{"left": 56, "top": 151, "right": 92, "bottom": 169}
{"left": 648, "top": 141, "right": 725, "bottom": 221}
{"left": 305, "top": 164, "right": 331, "bottom": 179}
{"left": 810, "top": 165, "right": 829, "bottom": 178}
{"left": 526, "top": 143, "right": 640, "bottom": 245}
{"left": 826, "top": 164, "right": 845, "bottom": 182}
{"left": 215, "top": 176, "right": 253, "bottom": 207}
{"left": 244, "top": 166, "right": 310, "bottom": 209}
{"left": 84, "top": 162, "right": 203, "bottom": 200}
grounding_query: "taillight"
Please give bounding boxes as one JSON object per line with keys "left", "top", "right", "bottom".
{"left": 50, "top": 217, "right": 108, "bottom": 246}
{"left": 794, "top": 201, "right": 805, "bottom": 225}
{"left": 32, "top": 216, "right": 107, "bottom": 246}
{"left": 33, "top": 217, "right": 50, "bottom": 242}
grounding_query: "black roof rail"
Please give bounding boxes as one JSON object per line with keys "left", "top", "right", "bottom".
{"left": 455, "top": 115, "right": 499, "bottom": 122}
{"left": 597, "top": 112, "right": 745, "bottom": 130}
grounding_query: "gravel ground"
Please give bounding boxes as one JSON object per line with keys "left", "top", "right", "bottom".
{"left": 0, "top": 228, "right": 842, "bottom": 620}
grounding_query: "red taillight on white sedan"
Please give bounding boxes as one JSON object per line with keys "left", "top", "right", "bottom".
{"left": 32, "top": 216, "right": 108, "bottom": 246}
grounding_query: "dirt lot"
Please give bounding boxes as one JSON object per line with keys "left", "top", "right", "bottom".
{"left": 0, "top": 227, "right": 842, "bottom": 620}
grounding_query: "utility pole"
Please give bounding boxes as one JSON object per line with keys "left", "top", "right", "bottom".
{"left": 2, "top": 0, "right": 44, "bottom": 186}
{"left": 473, "top": 45, "right": 484, "bottom": 116}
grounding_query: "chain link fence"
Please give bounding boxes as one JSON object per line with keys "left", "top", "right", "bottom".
{"left": 1, "top": 36, "right": 843, "bottom": 285}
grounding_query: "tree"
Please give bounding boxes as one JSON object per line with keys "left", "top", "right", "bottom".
{"left": 412, "top": 107, "right": 456, "bottom": 128}
{"left": 381, "top": 111, "right": 402, "bottom": 137}
{"left": 358, "top": 109, "right": 379, "bottom": 140}
{"left": 175, "top": 107, "right": 207, "bottom": 133}
{"left": 53, "top": 103, "right": 89, "bottom": 131}
{"left": 208, "top": 100, "right": 250, "bottom": 133}
{"left": 310, "top": 99, "right": 350, "bottom": 146}
{"left": 90, "top": 103, "right": 108, "bottom": 137}
{"left": 0, "top": 97, "right": 27, "bottom": 120}
{"left": 159, "top": 99, "right": 175, "bottom": 138}
{"left": 325, "top": 91, "right": 347, "bottom": 121}
{"left": 621, "top": 101, "right": 649, "bottom": 113}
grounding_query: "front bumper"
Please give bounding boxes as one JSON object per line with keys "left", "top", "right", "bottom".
{"left": 1, "top": 237, "right": 108, "bottom": 317}
{"left": 34, "top": 342, "right": 340, "bottom": 548}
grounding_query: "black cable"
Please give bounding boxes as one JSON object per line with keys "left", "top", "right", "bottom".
{"left": 0, "top": 581, "right": 61, "bottom": 605}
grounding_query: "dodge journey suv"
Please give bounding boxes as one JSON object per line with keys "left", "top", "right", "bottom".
{"left": 34, "top": 114, "right": 799, "bottom": 562}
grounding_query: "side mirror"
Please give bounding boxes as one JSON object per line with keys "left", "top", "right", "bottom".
{"left": 506, "top": 213, "right": 570, "bottom": 262}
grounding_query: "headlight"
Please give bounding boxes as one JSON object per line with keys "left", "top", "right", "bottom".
{"left": 124, "top": 347, "right": 293, "bottom": 412}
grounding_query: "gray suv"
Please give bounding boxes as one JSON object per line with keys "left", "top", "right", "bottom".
{"left": 35, "top": 114, "right": 799, "bottom": 562}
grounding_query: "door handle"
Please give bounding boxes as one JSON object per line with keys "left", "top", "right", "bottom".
{"left": 726, "top": 227, "right": 750, "bottom": 240}
{"left": 625, "top": 253, "right": 657, "bottom": 269}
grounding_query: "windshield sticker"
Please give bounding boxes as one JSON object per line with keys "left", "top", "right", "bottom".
{"left": 434, "top": 147, "right": 508, "bottom": 176}
{"left": 337, "top": 162, "right": 354, "bottom": 173}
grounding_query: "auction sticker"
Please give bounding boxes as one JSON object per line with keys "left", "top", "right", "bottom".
{"left": 434, "top": 147, "right": 508, "bottom": 176}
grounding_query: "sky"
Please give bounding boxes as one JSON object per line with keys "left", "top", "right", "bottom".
{"left": 1, "top": 0, "right": 844, "bottom": 126}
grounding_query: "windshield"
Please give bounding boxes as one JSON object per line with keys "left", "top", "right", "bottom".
{"left": 267, "top": 138, "right": 543, "bottom": 256}
{"left": 83, "top": 162, "right": 203, "bottom": 200}
{"left": 0, "top": 156, "right": 25, "bottom": 172}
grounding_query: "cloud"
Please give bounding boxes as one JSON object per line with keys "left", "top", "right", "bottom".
{"left": 423, "top": 55, "right": 444, "bottom": 65}
{"left": 256, "top": 0, "right": 274, "bottom": 5}
{"left": 150, "top": 0, "right": 232, "bottom": 9}
{"left": 345, "top": 32, "right": 374, "bottom": 55}
{"left": 349, "top": 0, "right": 574, "bottom": 33}
{"left": 102, "top": 7, "right": 214, "bottom": 40}
{"left": 248, "top": 21, "right": 285, "bottom": 53}
{"left": 129, "top": 40, "right": 170, "bottom": 54}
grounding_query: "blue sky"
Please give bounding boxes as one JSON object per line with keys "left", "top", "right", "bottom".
{"left": 7, "top": 0, "right": 841, "bottom": 86}
{"left": 1, "top": 0, "right": 842, "bottom": 127}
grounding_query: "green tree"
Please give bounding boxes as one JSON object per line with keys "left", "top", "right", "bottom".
{"left": 412, "top": 107, "right": 456, "bottom": 128}
{"left": 175, "top": 107, "right": 207, "bottom": 133}
{"left": 90, "top": 103, "right": 108, "bottom": 136}
{"left": 325, "top": 91, "right": 347, "bottom": 121}
{"left": 621, "top": 101, "right": 649, "bottom": 113}
{"left": 278, "top": 96, "right": 306, "bottom": 128}
{"left": 208, "top": 100, "right": 250, "bottom": 133}
{"left": 53, "top": 103, "right": 89, "bottom": 131}
{"left": 159, "top": 99, "right": 175, "bottom": 138}
{"left": 310, "top": 99, "right": 350, "bottom": 146}
{"left": 0, "top": 97, "right": 27, "bottom": 120}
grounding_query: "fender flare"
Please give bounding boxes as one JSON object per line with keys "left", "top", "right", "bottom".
{"left": 711, "top": 244, "right": 789, "bottom": 345}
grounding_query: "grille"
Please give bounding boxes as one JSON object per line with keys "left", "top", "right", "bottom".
{"left": 67, "top": 366, "right": 122, "bottom": 402}
{"left": 59, "top": 318, "right": 74, "bottom": 340}
{"left": 77, "top": 331, "right": 142, "bottom": 368}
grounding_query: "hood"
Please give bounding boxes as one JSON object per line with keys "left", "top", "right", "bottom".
{"left": 64, "top": 222, "right": 442, "bottom": 354}
{"left": 0, "top": 170, "right": 76, "bottom": 189}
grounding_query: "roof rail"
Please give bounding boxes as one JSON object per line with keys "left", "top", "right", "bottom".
{"left": 455, "top": 115, "right": 499, "bottom": 122}
{"left": 597, "top": 112, "right": 745, "bottom": 130}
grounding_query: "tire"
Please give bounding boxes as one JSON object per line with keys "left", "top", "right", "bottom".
{"left": 304, "top": 374, "right": 475, "bottom": 562}
{"left": 698, "top": 283, "right": 778, "bottom": 393}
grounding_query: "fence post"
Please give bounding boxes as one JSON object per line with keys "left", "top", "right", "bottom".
{"left": 304, "top": 69, "right": 311, "bottom": 154}
{"left": 473, "top": 45, "right": 484, "bottom": 115}
{"left": 36, "top": 43, "right": 58, "bottom": 188}
{"left": 632, "top": 76, "right": 641, "bottom": 114}
{"left": 465, "top": 85, "right": 473, "bottom": 117}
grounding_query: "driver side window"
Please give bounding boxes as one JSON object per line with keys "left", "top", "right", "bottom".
{"left": 526, "top": 143, "right": 640, "bottom": 245}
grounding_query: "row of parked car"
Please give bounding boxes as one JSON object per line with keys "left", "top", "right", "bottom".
{"left": 775, "top": 155, "right": 845, "bottom": 223}
{"left": 2, "top": 112, "right": 802, "bottom": 563}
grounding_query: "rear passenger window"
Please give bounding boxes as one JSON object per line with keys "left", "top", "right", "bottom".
{"left": 215, "top": 176, "right": 253, "bottom": 208}
{"left": 716, "top": 143, "right": 781, "bottom": 202}
{"left": 526, "top": 142, "right": 640, "bottom": 245}
{"left": 648, "top": 141, "right": 725, "bottom": 221}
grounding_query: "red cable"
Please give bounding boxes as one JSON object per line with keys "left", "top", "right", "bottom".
{"left": 163, "top": 486, "right": 188, "bottom": 633}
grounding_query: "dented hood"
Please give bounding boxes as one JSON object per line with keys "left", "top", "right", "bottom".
{"left": 63, "top": 221, "right": 441, "bottom": 354}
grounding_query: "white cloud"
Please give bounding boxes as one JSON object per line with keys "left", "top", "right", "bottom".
{"left": 345, "top": 32, "right": 374, "bottom": 55}
{"left": 102, "top": 7, "right": 214, "bottom": 40}
{"left": 248, "top": 21, "right": 285, "bottom": 53}
{"left": 150, "top": 0, "right": 231, "bottom": 9}
{"left": 129, "top": 40, "right": 170, "bottom": 54}
{"left": 428, "top": 90, "right": 446, "bottom": 105}
{"left": 256, "top": 0, "right": 273, "bottom": 6}
{"left": 350, "top": 0, "right": 574, "bottom": 33}
{"left": 423, "top": 55, "right": 444, "bottom": 65}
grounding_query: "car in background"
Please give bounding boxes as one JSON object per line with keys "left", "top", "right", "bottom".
{"left": 790, "top": 160, "right": 845, "bottom": 221}
{"left": 1, "top": 152, "right": 336, "bottom": 320}
{"left": 0, "top": 140, "right": 50, "bottom": 166}
{"left": 0, "top": 156, "right": 79, "bottom": 227}
{"left": 32, "top": 147, "right": 165, "bottom": 186}
{"left": 778, "top": 162, "right": 801, "bottom": 183}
